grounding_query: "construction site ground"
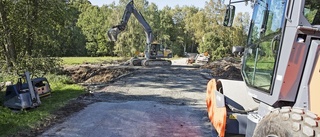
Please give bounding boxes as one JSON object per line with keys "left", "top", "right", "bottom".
{"left": 17, "top": 57, "right": 242, "bottom": 137}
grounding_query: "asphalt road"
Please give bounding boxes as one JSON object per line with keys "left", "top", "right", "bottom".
{"left": 41, "top": 59, "right": 216, "bottom": 137}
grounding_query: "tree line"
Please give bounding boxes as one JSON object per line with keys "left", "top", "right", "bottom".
{"left": 0, "top": 0, "right": 250, "bottom": 72}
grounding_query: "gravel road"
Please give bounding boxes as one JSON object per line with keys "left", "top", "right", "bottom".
{"left": 41, "top": 59, "right": 215, "bottom": 137}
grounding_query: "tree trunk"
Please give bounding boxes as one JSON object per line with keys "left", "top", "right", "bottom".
{"left": 26, "top": 0, "right": 39, "bottom": 56}
{"left": 1, "top": 43, "right": 11, "bottom": 72}
{"left": 0, "top": 0, "right": 17, "bottom": 70}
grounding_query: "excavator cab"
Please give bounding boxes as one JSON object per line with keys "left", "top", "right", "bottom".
{"left": 149, "top": 43, "right": 158, "bottom": 59}
{"left": 150, "top": 43, "right": 173, "bottom": 59}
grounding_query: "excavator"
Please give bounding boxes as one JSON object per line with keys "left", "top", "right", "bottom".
{"left": 206, "top": 0, "right": 320, "bottom": 136}
{"left": 107, "top": 0, "right": 172, "bottom": 66}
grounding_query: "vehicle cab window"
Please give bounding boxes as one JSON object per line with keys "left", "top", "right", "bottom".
{"left": 242, "top": 0, "right": 287, "bottom": 93}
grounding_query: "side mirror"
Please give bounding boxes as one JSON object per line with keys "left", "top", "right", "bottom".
{"left": 232, "top": 46, "right": 244, "bottom": 56}
{"left": 223, "top": 5, "right": 236, "bottom": 27}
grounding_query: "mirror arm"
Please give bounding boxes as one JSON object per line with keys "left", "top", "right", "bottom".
{"left": 230, "top": 0, "right": 247, "bottom": 4}
{"left": 228, "top": 0, "right": 252, "bottom": 5}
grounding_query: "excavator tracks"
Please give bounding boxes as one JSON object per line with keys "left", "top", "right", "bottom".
{"left": 142, "top": 59, "right": 172, "bottom": 66}
{"left": 129, "top": 58, "right": 172, "bottom": 66}
{"left": 129, "top": 58, "right": 142, "bottom": 66}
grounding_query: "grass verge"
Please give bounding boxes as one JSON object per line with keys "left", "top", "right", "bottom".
{"left": 62, "top": 56, "right": 129, "bottom": 65}
{"left": 0, "top": 74, "right": 85, "bottom": 136}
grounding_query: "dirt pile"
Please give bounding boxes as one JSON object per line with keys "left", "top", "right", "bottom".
{"left": 63, "top": 57, "right": 243, "bottom": 84}
{"left": 63, "top": 65, "right": 136, "bottom": 84}
{"left": 201, "top": 57, "right": 242, "bottom": 80}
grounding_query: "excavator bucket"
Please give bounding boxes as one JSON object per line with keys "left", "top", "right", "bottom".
{"left": 107, "top": 27, "right": 120, "bottom": 41}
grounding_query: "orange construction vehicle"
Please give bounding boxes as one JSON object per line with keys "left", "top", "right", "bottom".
{"left": 206, "top": 0, "right": 320, "bottom": 136}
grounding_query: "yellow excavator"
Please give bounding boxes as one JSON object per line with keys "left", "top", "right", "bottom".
{"left": 107, "top": 0, "right": 172, "bottom": 66}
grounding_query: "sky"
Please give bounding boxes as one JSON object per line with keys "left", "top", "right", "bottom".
{"left": 88, "top": 0, "right": 252, "bottom": 15}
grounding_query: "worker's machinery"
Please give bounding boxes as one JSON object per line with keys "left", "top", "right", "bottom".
{"left": 153, "top": 42, "right": 173, "bottom": 58}
{"left": 33, "top": 76, "right": 51, "bottom": 97}
{"left": 138, "top": 42, "right": 172, "bottom": 58}
{"left": 4, "top": 71, "right": 51, "bottom": 109}
{"left": 107, "top": 0, "right": 172, "bottom": 66}
{"left": 187, "top": 52, "right": 210, "bottom": 65}
{"left": 206, "top": 0, "right": 320, "bottom": 136}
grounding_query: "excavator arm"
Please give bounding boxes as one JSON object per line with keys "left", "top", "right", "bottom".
{"left": 107, "top": 0, "right": 154, "bottom": 59}
{"left": 107, "top": 0, "right": 171, "bottom": 66}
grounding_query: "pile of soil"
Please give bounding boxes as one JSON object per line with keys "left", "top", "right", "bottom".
{"left": 201, "top": 57, "right": 242, "bottom": 80}
{"left": 63, "top": 65, "right": 136, "bottom": 84}
{"left": 62, "top": 57, "right": 243, "bottom": 84}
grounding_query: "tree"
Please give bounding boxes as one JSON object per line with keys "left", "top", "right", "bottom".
{"left": 0, "top": 0, "right": 253, "bottom": 72}
{"left": 172, "top": 6, "right": 199, "bottom": 54}
{"left": 232, "top": 12, "right": 250, "bottom": 47}
{"left": 0, "top": 0, "right": 86, "bottom": 72}
{"left": 0, "top": 0, "right": 17, "bottom": 70}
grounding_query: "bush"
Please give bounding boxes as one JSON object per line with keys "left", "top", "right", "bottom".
{"left": 12, "top": 55, "right": 63, "bottom": 75}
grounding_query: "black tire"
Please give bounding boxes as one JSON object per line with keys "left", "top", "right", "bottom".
{"left": 232, "top": 46, "right": 244, "bottom": 54}
{"left": 253, "top": 107, "right": 320, "bottom": 137}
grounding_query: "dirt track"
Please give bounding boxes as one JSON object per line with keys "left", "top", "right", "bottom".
{"left": 41, "top": 65, "right": 214, "bottom": 137}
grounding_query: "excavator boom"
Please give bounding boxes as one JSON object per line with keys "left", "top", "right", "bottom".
{"left": 107, "top": 0, "right": 171, "bottom": 66}
{"left": 107, "top": 0, "right": 152, "bottom": 43}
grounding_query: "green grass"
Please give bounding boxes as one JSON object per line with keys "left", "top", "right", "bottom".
{"left": 245, "top": 57, "right": 276, "bottom": 70}
{"left": 62, "top": 56, "right": 128, "bottom": 65}
{"left": 0, "top": 74, "right": 85, "bottom": 136}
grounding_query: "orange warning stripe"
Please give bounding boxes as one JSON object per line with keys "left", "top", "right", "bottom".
{"left": 206, "top": 79, "right": 227, "bottom": 137}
